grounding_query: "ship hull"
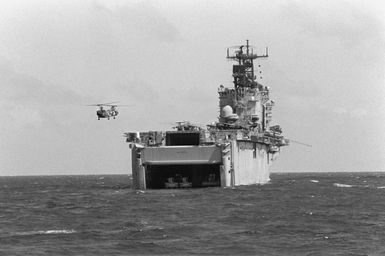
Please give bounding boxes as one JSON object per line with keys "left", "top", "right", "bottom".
{"left": 231, "top": 140, "right": 272, "bottom": 185}
{"left": 131, "top": 139, "right": 276, "bottom": 189}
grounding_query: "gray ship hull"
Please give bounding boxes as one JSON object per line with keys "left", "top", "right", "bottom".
{"left": 130, "top": 139, "right": 278, "bottom": 189}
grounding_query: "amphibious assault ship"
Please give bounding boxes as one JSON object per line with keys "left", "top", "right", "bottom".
{"left": 125, "top": 40, "right": 288, "bottom": 189}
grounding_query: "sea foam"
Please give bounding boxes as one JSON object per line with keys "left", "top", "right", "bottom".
{"left": 15, "top": 229, "right": 76, "bottom": 236}
{"left": 333, "top": 183, "right": 353, "bottom": 188}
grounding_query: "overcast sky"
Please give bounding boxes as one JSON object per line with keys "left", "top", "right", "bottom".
{"left": 0, "top": 0, "right": 384, "bottom": 175}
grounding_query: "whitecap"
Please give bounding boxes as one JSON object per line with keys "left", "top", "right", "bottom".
{"left": 310, "top": 180, "right": 319, "bottom": 183}
{"left": 333, "top": 183, "right": 353, "bottom": 188}
{"left": 377, "top": 186, "right": 385, "bottom": 189}
{"left": 142, "top": 225, "right": 164, "bottom": 231}
{"left": 15, "top": 229, "right": 76, "bottom": 236}
{"left": 42, "top": 230, "right": 76, "bottom": 234}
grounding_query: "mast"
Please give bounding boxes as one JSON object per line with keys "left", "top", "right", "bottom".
{"left": 226, "top": 40, "right": 268, "bottom": 90}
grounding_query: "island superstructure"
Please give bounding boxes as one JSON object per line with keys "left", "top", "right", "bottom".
{"left": 125, "top": 40, "right": 288, "bottom": 189}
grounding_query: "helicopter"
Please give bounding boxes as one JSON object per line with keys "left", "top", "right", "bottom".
{"left": 172, "top": 121, "right": 202, "bottom": 131}
{"left": 86, "top": 101, "right": 128, "bottom": 120}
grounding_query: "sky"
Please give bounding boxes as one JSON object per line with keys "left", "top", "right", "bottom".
{"left": 0, "top": 0, "right": 384, "bottom": 175}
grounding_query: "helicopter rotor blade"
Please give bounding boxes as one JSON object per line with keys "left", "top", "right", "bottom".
{"left": 104, "top": 104, "right": 133, "bottom": 107}
{"left": 99, "top": 101, "right": 120, "bottom": 105}
{"left": 84, "top": 101, "right": 120, "bottom": 107}
{"left": 228, "top": 44, "right": 257, "bottom": 49}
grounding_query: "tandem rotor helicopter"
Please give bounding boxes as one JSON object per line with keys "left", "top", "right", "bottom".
{"left": 85, "top": 101, "right": 130, "bottom": 120}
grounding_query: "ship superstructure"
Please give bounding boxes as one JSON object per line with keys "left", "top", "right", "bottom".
{"left": 125, "top": 41, "right": 288, "bottom": 189}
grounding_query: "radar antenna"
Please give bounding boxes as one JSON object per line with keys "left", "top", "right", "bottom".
{"left": 226, "top": 39, "right": 268, "bottom": 90}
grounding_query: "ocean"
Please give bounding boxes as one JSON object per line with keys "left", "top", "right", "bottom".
{"left": 0, "top": 172, "right": 384, "bottom": 255}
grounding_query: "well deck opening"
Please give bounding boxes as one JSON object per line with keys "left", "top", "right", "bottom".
{"left": 145, "top": 164, "right": 221, "bottom": 189}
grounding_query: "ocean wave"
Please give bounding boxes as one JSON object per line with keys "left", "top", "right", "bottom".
{"left": 333, "top": 183, "right": 353, "bottom": 188}
{"left": 333, "top": 183, "right": 385, "bottom": 189}
{"left": 14, "top": 229, "right": 76, "bottom": 236}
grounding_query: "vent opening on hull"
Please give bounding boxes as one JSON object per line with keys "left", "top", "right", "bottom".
{"left": 145, "top": 164, "right": 221, "bottom": 189}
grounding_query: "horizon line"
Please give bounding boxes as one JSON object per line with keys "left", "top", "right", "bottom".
{"left": 1, "top": 170, "right": 385, "bottom": 177}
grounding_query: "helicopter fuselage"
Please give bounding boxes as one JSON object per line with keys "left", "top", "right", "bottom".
{"left": 96, "top": 108, "right": 119, "bottom": 120}
{"left": 86, "top": 101, "right": 124, "bottom": 120}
